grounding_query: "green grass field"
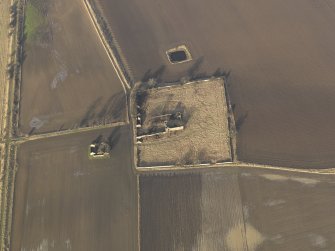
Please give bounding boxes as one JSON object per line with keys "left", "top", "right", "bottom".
{"left": 25, "top": 3, "right": 44, "bottom": 41}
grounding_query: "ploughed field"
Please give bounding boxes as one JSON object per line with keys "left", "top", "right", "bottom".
{"left": 96, "top": 0, "right": 335, "bottom": 168}
{"left": 140, "top": 168, "right": 335, "bottom": 251}
{"left": 19, "top": 0, "right": 126, "bottom": 135}
{"left": 11, "top": 126, "right": 138, "bottom": 251}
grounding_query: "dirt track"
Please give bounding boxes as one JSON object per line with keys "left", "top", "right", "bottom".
{"left": 19, "top": 0, "right": 126, "bottom": 135}
{"left": 11, "top": 126, "right": 138, "bottom": 251}
{"left": 0, "top": 0, "right": 11, "bottom": 139}
{"left": 140, "top": 167, "right": 335, "bottom": 251}
{"left": 96, "top": 0, "right": 335, "bottom": 168}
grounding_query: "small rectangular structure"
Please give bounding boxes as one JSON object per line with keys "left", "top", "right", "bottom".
{"left": 135, "top": 78, "right": 231, "bottom": 167}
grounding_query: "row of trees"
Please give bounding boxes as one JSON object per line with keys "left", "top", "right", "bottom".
{"left": 6, "top": 1, "right": 25, "bottom": 137}
{"left": 87, "top": 0, "right": 133, "bottom": 86}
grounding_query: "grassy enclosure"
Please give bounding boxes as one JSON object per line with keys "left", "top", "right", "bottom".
{"left": 24, "top": 3, "right": 44, "bottom": 41}
{"left": 136, "top": 78, "right": 231, "bottom": 167}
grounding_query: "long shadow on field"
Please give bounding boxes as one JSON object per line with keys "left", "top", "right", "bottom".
{"left": 107, "top": 126, "right": 121, "bottom": 150}
{"left": 79, "top": 97, "right": 103, "bottom": 127}
{"left": 92, "top": 134, "right": 103, "bottom": 144}
{"left": 18, "top": 27, "right": 27, "bottom": 64}
{"left": 141, "top": 65, "right": 166, "bottom": 83}
{"left": 80, "top": 92, "right": 126, "bottom": 127}
{"left": 184, "top": 58, "right": 232, "bottom": 83}
{"left": 236, "top": 111, "right": 249, "bottom": 132}
{"left": 213, "top": 67, "right": 231, "bottom": 80}
{"left": 27, "top": 127, "right": 36, "bottom": 136}
{"left": 187, "top": 56, "right": 204, "bottom": 79}
{"left": 98, "top": 92, "right": 126, "bottom": 121}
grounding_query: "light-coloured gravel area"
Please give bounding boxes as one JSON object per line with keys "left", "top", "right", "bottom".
{"left": 138, "top": 78, "right": 231, "bottom": 166}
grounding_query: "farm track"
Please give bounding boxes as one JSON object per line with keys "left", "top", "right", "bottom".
{"left": 0, "top": 0, "right": 23, "bottom": 249}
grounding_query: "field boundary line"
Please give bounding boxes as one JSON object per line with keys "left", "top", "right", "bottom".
{"left": 83, "top": 0, "right": 131, "bottom": 92}
{"left": 137, "top": 176, "right": 141, "bottom": 251}
{"left": 89, "top": 0, "right": 134, "bottom": 81}
{"left": 14, "top": 121, "right": 128, "bottom": 143}
{"left": 135, "top": 161, "right": 335, "bottom": 175}
{"left": 0, "top": 143, "right": 17, "bottom": 251}
{"left": 0, "top": 0, "right": 16, "bottom": 141}
{"left": 222, "top": 77, "right": 237, "bottom": 161}
{"left": 0, "top": 144, "right": 5, "bottom": 233}
{"left": 0, "top": 0, "right": 23, "bottom": 250}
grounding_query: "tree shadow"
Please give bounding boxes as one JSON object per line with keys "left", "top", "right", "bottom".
{"left": 92, "top": 134, "right": 103, "bottom": 144}
{"left": 141, "top": 65, "right": 166, "bottom": 83}
{"left": 28, "top": 127, "right": 36, "bottom": 136}
{"left": 184, "top": 63, "right": 233, "bottom": 83}
{"left": 168, "top": 101, "right": 193, "bottom": 127}
{"left": 178, "top": 148, "right": 197, "bottom": 165}
{"left": 187, "top": 56, "right": 204, "bottom": 79}
{"left": 97, "top": 92, "right": 126, "bottom": 121}
{"left": 236, "top": 111, "right": 249, "bottom": 131}
{"left": 107, "top": 126, "right": 121, "bottom": 149}
{"left": 58, "top": 123, "right": 65, "bottom": 131}
{"left": 198, "top": 148, "right": 209, "bottom": 164}
{"left": 109, "top": 94, "right": 126, "bottom": 120}
{"left": 18, "top": 33, "right": 27, "bottom": 66}
{"left": 79, "top": 97, "right": 103, "bottom": 127}
{"left": 148, "top": 94, "right": 174, "bottom": 118}
{"left": 231, "top": 103, "right": 236, "bottom": 112}
{"left": 136, "top": 90, "right": 149, "bottom": 124}
{"left": 213, "top": 67, "right": 231, "bottom": 80}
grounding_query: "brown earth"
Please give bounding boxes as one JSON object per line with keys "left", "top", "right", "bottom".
{"left": 239, "top": 168, "right": 335, "bottom": 251}
{"left": 96, "top": 0, "right": 335, "bottom": 168}
{"left": 140, "top": 173, "right": 203, "bottom": 251}
{"left": 19, "top": 0, "right": 126, "bottom": 136}
{"left": 10, "top": 126, "right": 138, "bottom": 251}
{"left": 140, "top": 167, "right": 335, "bottom": 251}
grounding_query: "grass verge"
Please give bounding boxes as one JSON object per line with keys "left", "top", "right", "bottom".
{"left": 24, "top": 2, "right": 43, "bottom": 41}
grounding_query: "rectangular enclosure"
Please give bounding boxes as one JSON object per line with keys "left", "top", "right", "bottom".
{"left": 136, "top": 78, "right": 231, "bottom": 167}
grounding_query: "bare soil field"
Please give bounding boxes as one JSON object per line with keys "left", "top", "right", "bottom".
{"left": 239, "top": 168, "right": 335, "bottom": 251}
{"left": 140, "top": 168, "right": 335, "bottom": 250}
{"left": 19, "top": 0, "right": 126, "bottom": 135}
{"left": 140, "top": 173, "right": 203, "bottom": 251}
{"left": 10, "top": 126, "right": 138, "bottom": 251}
{"left": 96, "top": 0, "right": 335, "bottom": 168}
{"left": 137, "top": 79, "right": 231, "bottom": 166}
